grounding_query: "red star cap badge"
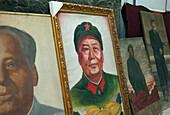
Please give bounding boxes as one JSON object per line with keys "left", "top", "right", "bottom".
{"left": 84, "top": 23, "right": 90, "bottom": 30}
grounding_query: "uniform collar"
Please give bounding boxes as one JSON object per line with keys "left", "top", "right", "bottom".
{"left": 82, "top": 72, "right": 105, "bottom": 95}
{"left": 87, "top": 77, "right": 105, "bottom": 94}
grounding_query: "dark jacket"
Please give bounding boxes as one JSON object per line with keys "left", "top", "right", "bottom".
{"left": 127, "top": 55, "right": 150, "bottom": 97}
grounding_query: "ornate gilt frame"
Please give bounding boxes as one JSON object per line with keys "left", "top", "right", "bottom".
{"left": 51, "top": 2, "right": 131, "bottom": 115}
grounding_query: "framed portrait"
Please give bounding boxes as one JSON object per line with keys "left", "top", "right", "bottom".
{"left": 0, "top": 11, "right": 65, "bottom": 115}
{"left": 140, "top": 11, "right": 170, "bottom": 102}
{"left": 119, "top": 37, "right": 161, "bottom": 114}
{"left": 51, "top": 2, "right": 131, "bottom": 115}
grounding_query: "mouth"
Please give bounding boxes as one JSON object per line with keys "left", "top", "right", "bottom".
{"left": 0, "top": 92, "right": 17, "bottom": 102}
{"left": 0, "top": 87, "right": 17, "bottom": 101}
{"left": 89, "top": 63, "right": 98, "bottom": 67}
{"left": 0, "top": 91, "right": 16, "bottom": 96}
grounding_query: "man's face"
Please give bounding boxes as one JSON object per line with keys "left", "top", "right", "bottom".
{"left": 78, "top": 36, "right": 103, "bottom": 79}
{"left": 151, "top": 22, "right": 156, "bottom": 30}
{"left": 129, "top": 47, "right": 134, "bottom": 57}
{"left": 0, "top": 31, "right": 37, "bottom": 115}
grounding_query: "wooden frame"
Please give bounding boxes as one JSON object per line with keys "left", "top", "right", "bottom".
{"left": 52, "top": 3, "right": 131, "bottom": 115}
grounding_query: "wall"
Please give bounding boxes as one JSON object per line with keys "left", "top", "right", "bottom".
{"left": 120, "top": 0, "right": 169, "bottom": 38}
{"left": 121, "top": 0, "right": 169, "bottom": 12}
{"left": 0, "top": 0, "right": 121, "bottom": 37}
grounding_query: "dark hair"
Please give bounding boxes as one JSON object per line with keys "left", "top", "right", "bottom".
{"left": 0, "top": 26, "right": 36, "bottom": 67}
{"left": 127, "top": 44, "right": 133, "bottom": 52}
{"left": 150, "top": 19, "right": 155, "bottom": 25}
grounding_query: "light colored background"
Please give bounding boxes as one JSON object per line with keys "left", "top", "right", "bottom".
{"left": 140, "top": 11, "right": 168, "bottom": 44}
{"left": 140, "top": 11, "right": 170, "bottom": 75}
{"left": 119, "top": 37, "right": 156, "bottom": 93}
{"left": 58, "top": 12, "right": 118, "bottom": 89}
{"left": 121, "top": 0, "right": 169, "bottom": 12}
{"left": 0, "top": 12, "right": 64, "bottom": 110}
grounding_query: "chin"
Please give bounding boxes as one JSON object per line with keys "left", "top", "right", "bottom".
{"left": 0, "top": 102, "right": 18, "bottom": 115}
{"left": 90, "top": 70, "right": 100, "bottom": 77}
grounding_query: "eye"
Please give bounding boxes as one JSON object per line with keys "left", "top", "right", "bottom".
{"left": 7, "top": 63, "right": 17, "bottom": 67}
{"left": 93, "top": 47, "right": 99, "bottom": 51}
{"left": 5, "top": 62, "right": 18, "bottom": 69}
{"left": 82, "top": 48, "right": 89, "bottom": 52}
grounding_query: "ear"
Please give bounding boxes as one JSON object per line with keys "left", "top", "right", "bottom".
{"left": 78, "top": 52, "right": 82, "bottom": 66}
{"left": 101, "top": 51, "right": 104, "bottom": 63}
{"left": 31, "top": 64, "right": 38, "bottom": 86}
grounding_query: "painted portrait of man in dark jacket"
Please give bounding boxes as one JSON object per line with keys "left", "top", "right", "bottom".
{"left": 149, "top": 19, "right": 169, "bottom": 100}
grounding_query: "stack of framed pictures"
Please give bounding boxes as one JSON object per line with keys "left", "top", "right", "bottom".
{"left": 0, "top": 2, "right": 132, "bottom": 115}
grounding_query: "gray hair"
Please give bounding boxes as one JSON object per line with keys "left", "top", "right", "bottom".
{"left": 0, "top": 26, "right": 36, "bottom": 67}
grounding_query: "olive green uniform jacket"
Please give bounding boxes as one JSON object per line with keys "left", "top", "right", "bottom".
{"left": 70, "top": 71, "right": 119, "bottom": 109}
{"left": 127, "top": 55, "right": 150, "bottom": 97}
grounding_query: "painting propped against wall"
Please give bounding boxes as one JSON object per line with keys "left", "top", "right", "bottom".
{"left": 119, "top": 37, "right": 160, "bottom": 114}
{"left": 140, "top": 11, "right": 170, "bottom": 102}
{"left": 51, "top": 2, "right": 131, "bottom": 115}
{"left": 0, "top": 11, "right": 65, "bottom": 115}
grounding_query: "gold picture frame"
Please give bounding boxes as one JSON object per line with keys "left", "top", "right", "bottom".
{"left": 52, "top": 2, "right": 131, "bottom": 115}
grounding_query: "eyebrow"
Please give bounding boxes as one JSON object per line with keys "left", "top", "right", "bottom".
{"left": 92, "top": 43, "right": 98, "bottom": 46}
{"left": 82, "top": 44, "right": 89, "bottom": 47}
{"left": 3, "top": 57, "right": 16, "bottom": 62}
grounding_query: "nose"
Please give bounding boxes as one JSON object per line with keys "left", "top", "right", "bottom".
{"left": 89, "top": 49, "right": 95, "bottom": 60}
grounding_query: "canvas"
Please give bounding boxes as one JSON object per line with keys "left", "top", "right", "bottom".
{"left": 140, "top": 11, "right": 170, "bottom": 103}
{"left": 119, "top": 37, "right": 160, "bottom": 114}
{"left": 51, "top": 2, "right": 131, "bottom": 115}
{"left": 0, "top": 11, "right": 65, "bottom": 115}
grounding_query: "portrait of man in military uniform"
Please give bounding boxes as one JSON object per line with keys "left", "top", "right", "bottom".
{"left": 140, "top": 11, "right": 170, "bottom": 102}
{"left": 127, "top": 44, "right": 150, "bottom": 98}
{"left": 149, "top": 19, "right": 169, "bottom": 101}
{"left": 71, "top": 22, "right": 120, "bottom": 108}
{"left": 57, "top": 12, "right": 123, "bottom": 114}
{"left": 119, "top": 37, "right": 160, "bottom": 113}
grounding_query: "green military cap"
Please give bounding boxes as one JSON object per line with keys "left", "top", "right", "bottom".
{"left": 74, "top": 22, "right": 103, "bottom": 53}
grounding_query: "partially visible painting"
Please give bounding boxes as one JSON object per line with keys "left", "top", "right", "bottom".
{"left": 51, "top": 2, "right": 131, "bottom": 115}
{"left": 140, "top": 11, "right": 170, "bottom": 102}
{"left": 119, "top": 37, "right": 160, "bottom": 114}
{"left": 0, "top": 11, "right": 65, "bottom": 115}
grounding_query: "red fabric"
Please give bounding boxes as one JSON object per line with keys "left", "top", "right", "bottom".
{"left": 121, "top": 3, "right": 150, "bottom": 37}
{"left": 87, "top": 77, "right": 105, "bottom": 94}
{"left": 121, "top": 3, "right": 170, "bottom": 45}
{"left": 87, "top": 82, "right": 97, "bottom": 94}
{"left": 130, "top": 85, "right": 159, "bottom": 113}
{"left": 163, "top": 11, "right": 170, "bottom": 45}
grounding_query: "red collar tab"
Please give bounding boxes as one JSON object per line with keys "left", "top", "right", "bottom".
{"left": 87, "top": 82, "right": 97, "bottom": 94}
{"left": 99, "top": 77, "right": 105, "bottom": 92}
{"left": 84, "top": 23, "right": 90, "bottom": 30}
{"left": 87, "top": 77, "right": 105, "bottom": 95}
